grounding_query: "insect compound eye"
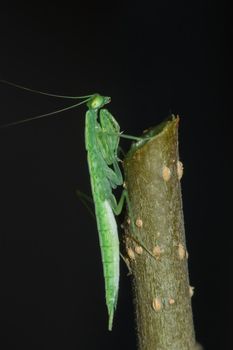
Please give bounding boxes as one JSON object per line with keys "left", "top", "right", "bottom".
{"left": 89, "top": 94, "right": 111, "bottom": 110}
{"left": 90, "top": 94, "right": 104, "bottom": 109}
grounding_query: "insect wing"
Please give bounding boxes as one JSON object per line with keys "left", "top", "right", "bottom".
{"left": 98, "top": 109, "right": 120, "bottom": 164}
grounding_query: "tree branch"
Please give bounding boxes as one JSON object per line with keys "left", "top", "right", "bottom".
{"left": 123, "top": 117, "right": 201, "bottom": 350}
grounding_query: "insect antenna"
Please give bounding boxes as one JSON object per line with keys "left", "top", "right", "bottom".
{"left": 0, "top": 79, "right": 94, "bottom": 99}
{"left": 0, "top": 79, "right": 96, "bottom": 128}
{"left": 0, "top": 98, "right": 93, "bottom": 128}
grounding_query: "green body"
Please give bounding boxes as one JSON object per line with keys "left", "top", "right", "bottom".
{"left": 85, "top": 95, "right": 123, "bottom": 330}
{"left": 0, "top": 82, "right": 139, "bottom": 331}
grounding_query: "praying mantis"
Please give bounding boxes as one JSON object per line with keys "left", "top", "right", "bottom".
{"left": 0, "top": 81, "right": 152, "bottom": 330}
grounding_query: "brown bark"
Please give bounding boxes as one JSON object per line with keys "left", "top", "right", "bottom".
{"left": 123, "top": 117, "right": 201, "bottom": 350}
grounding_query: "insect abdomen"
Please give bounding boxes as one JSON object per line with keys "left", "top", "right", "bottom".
{"left": 85, "top": 109, "right": 120, "bottom": 330}
{"left": 93, "top": 194, "right": 119, "bottom": 330}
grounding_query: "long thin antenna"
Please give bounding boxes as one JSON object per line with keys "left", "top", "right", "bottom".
{"left": 0, "top": 79, "right": 94, "bottom": 100}
{"left": 0, "top": 97, "right": 92, "bottom": 128}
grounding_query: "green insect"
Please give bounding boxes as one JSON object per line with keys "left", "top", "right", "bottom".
{"left": 0, "top": 80, "right": 148, "bottom": 330}
{"left": 86, "top": 94, "right": 126, "bottom": 330}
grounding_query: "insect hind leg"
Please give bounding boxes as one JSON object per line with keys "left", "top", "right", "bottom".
{"left": 76, "top": 189, "right": 95, "bottom": 219}
{"left": 112, "top": 189, "right": 155, "bottom": 259}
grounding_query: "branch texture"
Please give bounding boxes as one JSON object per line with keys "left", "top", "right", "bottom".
{"left": 123, "top": 117, "right": 200, "bottom": 350}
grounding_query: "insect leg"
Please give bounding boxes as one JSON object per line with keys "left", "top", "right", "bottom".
{"left": 120, "top": 253, "right": 132, "bottom": 275}
{"left": 75, "top": 189, "right": 95, "bottom": 219}
{"left": 110, "top": 189, "right": 156, "bottom": 260}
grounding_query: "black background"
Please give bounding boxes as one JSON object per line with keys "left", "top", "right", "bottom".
{"left": 0, "top": 2, "right": 231, "bottom": 349}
